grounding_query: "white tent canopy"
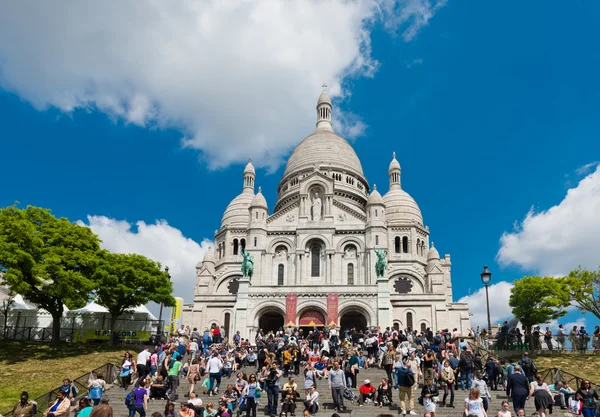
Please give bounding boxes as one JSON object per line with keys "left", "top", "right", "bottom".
{"left": 11, "top": 294, "right": 34, "bottom": 310}
{"left": 71, "top": 301, "right": 108, "bottom": 313}
{"left": 133, "top": 304, "right": 158, "bottom": 320}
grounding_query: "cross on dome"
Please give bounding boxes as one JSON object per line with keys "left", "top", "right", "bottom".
{"left": 322, "top": 82, "right": 328, "bottom": 89}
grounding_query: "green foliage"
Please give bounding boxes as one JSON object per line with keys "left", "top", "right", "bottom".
{"left": 93, "top": 251, "right": 174, "bottom": 342}
{"left": 565, "top": 267, "right": 600, "bottom": 320}
{"left": 509, "top": 275, "right": 571, "bottom": 328}
{"left": 0, "top": 205, "right": 100, "bottom": 344}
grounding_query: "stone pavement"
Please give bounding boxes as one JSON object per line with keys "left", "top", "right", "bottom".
{"left": 105, "top": 366, "right": 536, "bottom": 417}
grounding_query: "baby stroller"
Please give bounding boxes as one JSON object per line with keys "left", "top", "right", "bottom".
{"left": 343, "top": 388, "right": 358, "bottom": 404}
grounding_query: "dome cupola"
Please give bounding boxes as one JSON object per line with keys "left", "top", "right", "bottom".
{"left": 367, "top": 184, "right": 384, "bottom": 206}
{"left": 316, "top": 84, "right": 333, "bottom": 132}
{"left": 251, "top": 187, "right": 268, "bottom": 209}
{"left": 427, "top": 242, "right": 440, "bottom": 262}
{"left": 388, "top": 152, "right": 401, "bottom": 190}
{"left": 220, "top": 158, "right": 256, "bottom": 229}
{"left": 383, "top": 152, "right": 423, "bottom": 225}
{"left": 243, "top": 157, "right": 256, "bottom": 190}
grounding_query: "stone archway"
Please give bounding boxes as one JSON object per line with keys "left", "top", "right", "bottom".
{"left": 259, "top": 311, "right": 284, "bottom": 334}
{"left": 340, "top": 311, "right": 368, "bottom": 332}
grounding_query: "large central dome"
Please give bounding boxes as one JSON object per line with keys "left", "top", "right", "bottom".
{"left": 282, "top": 89, "right": 364, "bottom": 180}
{"left": 283, "top": 130, "right": 365, "bottom": 178}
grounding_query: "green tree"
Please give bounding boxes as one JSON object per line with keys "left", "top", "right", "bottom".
{"left": 92, "top": 251, "right": 175, "bottom": 343}
{"left": 0, "top": 205, "right": 100, "bottom": 345}
{"left": 509, "top": 275, "right": 571, "bottom": 348}
{"left": 565, "top": 267, "right": 600, "bottom": 320}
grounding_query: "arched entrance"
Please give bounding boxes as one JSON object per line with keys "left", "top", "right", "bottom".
{"left": 299, "top": 310, "right": 325, "bottom": 331}
{"left": 340, "top": 311, "right": 367, "bottom": 332}
{"left": 259, "top": 311, "right": 284, "bottom": 333}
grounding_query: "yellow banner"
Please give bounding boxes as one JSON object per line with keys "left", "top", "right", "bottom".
{"left": 169, "top": 297, "right": 183, "bottom": 335}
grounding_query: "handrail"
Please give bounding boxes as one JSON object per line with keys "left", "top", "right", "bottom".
{"left": 0, "top": 362, "right": 119, "bottom": 417}
{"left": 467, "top": 341, "right": 598, "bottom": 388}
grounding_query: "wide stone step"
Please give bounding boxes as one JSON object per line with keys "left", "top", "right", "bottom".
{"left": 106, "top": 367, "right": 529, "bottom": 417}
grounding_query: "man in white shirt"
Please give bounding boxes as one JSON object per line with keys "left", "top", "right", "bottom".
{"left": 136, "top": 347, "right": 151, "bottom": 382}
{"left": 207, "top": 351, "right": 223, "bottom": 396}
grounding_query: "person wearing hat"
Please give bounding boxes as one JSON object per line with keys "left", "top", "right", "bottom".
{"left": 358, "top": 379, "right": 376, "bottom": 405}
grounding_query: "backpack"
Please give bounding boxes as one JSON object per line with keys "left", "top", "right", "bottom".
{"left": 125, "top": 389, "right": 135, "bottom": 406}
{"left": 462, "top": 355, "right": 474, "bottom": 371}
{"left": 521, "top": 358, "right": 536, "bottom": 374}
{"left": 406, "top": 370, "right": 415, "bottom": 387}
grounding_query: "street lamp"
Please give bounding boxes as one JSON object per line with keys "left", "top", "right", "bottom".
{"left": 157, "top": 266, "right": 171, "bottom": 341}
{"left": 480, "top": 265, "right": 492, "bottom": 334}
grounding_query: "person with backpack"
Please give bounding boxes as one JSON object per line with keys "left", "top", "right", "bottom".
{"left": 398, "top": 359, "right": 417, "bottom": 415}
{"left": 128, "top": 381, "right": 148, "bottom": 417}
{"left": 459, "top": 346, "right": 475, "bottom": 390}
{"left": 518, "top": 352, "right": 537, "bottom": 383}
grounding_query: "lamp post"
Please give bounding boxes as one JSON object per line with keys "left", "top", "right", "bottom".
{"left": 480, "top": 265, "right": 492, "bottom": 334}
{"left": 157, "top": 266, "right": 170, "bottom": 341}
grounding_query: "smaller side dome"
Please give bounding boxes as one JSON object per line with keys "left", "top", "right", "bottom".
{"left": 203, "top": 248, "right": 215, "bottom": 264}
{"left": 367, "top": 184, "right": 384, "bottom": 205}
{"left": 251, "top": 187, "right": 268, "bottom": 209}
{"left": 427, "top": 242, "right": 440, "bottom": 262}
{"left": 244, "top": 157, "right": 256, "bottom": 175}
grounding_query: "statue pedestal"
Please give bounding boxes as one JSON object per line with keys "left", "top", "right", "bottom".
{"left": 235, "top": 277, "right": 250, "bottom": 340}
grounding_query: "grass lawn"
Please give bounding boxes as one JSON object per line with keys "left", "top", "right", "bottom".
{"left": 0, "top": 341, "right": 140, "bottom": 413}
{"left": 532, "top": 354, "right": 600, "bottom": 385}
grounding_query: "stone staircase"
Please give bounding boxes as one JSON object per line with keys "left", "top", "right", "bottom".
{"left": 105, "top": 366, "right": 528, "bottom": 417}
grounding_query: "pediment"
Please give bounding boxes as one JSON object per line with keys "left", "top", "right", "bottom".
{"left": 332, "top": 200, "right": 366, "bottom": 222}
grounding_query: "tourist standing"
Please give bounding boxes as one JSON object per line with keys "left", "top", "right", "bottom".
{"left": 137, "top": 347, "right": 152, "bottom": 383}
{"left": 242, "top": 374, "right": 261, "bottom": 417}
{"left": 88, "top": 374, "right": 106, "bottom": 407}
{"left": 328, "top": 360, "right": 346, "bottom": 411}
{"left": 207, "top": 351, "right": 223, "bottom": 396}
{"left": 506, "top": 365, "right": 529, "bottom": 414}
{"left": 166, "top": 354, "right": 183, "bottom": 401}
{"left": 576, "top": 380, "right": 599, "bottom": 417}
{"left": 421, "top": 377, "right": 439, "bottom": 417}
{"left": 130, "top": 381, "right": 148, "bottom": 417}
{"left": 440, "top": 360, "right": 456, "bottom": 408}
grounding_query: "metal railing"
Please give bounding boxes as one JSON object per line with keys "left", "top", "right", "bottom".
{"left": 0, "top": 327, "right": 77, "bottom": 342}
{"left": 0, "top": 363, "right": 119, "bottom": 417}
{"left": 474, "top": 333, "right": 600, "bottom": 352}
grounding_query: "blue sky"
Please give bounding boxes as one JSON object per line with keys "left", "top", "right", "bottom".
{"left": 1, "top": 1, "right": 599, "bottom": 331}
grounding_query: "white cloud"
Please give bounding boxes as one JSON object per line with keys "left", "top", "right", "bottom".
{"left": 576, "top": 161, "right": 600, "bottom": 175}
{"left": 0, "top": 0, "right": 445, "bottom": 170}
{"left": 458, "top": 281, "right": 514, "bottom": 328}
{"left": 78, "top": 215, "right": 212, "bottom": 303}
{"left": 497, "top": 166, "right": 600, "bottom": 276}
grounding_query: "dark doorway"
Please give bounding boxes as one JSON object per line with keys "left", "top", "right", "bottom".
{"left": 259, "top": 311, "right": 284, "bottom": 334}
{"left": 340, "top": 311, "right": 367, "bottom": 332}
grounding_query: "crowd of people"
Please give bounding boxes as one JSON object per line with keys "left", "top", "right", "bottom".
{"left": 112, "top": 323, "right": 598, "bottom": 417}
{"left": 485, "top": 322, "right": 600, "bottom": 352}
{"left": 10, "top": 322, "right": 599, "bottom": 417}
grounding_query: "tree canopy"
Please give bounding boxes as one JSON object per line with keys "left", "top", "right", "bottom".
{"left": 565, "top": 267, "right": 600, "bottom": 320}
{"left": 93, "top": 250, "right": 175, "bottom": 343}
{"left": 0, "top": 205, "right": 100, "bottom": 344}
{"left": 509, "top": 275, "right": 571, "bottom": 330}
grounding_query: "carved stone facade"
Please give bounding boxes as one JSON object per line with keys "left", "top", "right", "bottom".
{"left": 182, "top": 91, "right": 470, "bottom": 340}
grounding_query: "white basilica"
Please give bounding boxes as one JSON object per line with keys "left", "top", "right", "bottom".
{"left": 182, "top": 90, "right": 470, "bottom": 340}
